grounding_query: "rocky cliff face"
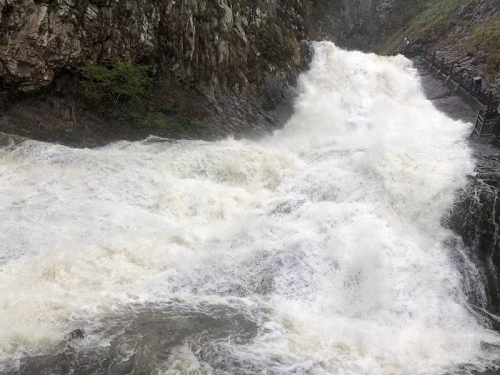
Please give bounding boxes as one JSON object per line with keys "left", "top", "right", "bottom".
{"left": 0, "top": 0, "right": 307, "bottom": 92}
{"left": 310, "top": 0, "right": 422, "bottom": 51}
{"left": 375, "top": 0, "right": 500, "bottom": 92}
{"left": 2, "top": 0, "right": 498, "bottom": 131}
{"left": 448, "top": 144, "right": 500, "bottom": 314}
{"left": 0, "top": 0, "right": 159, "bottom": 93}
{"left": 0, "top": 0, "right": 310, "bottom": 139}
{"left": 311, "top": 0, "right": 500, "bottom": 95}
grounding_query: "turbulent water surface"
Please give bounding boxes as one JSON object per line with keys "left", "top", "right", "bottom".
{"left": 1, "top": 42, "right": 499, "bottom": 374}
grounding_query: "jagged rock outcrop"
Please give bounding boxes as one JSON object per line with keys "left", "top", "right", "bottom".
{"left": 310, "top": 0, "right": 421, "bottom": 51}
{"left": 0, "top": 0, "right": 159, "bottom": 92}
{"left": 0, "top": 0, "right": 308, "bottom": 116}
{"left": 449, "top": 146, "right": 500, "bottom": 313}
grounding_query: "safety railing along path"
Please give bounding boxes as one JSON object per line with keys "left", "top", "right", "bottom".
{"left": 399, "top": 47, "right": 500, "bottom": 138}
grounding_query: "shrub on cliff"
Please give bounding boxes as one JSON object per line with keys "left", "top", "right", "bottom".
{"left": 79, "top": 61, "right": 152, "bottom": 121}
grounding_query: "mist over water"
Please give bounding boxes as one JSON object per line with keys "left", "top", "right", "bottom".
{"left": 1, "top": 42, "right": 499, "bottom": 374}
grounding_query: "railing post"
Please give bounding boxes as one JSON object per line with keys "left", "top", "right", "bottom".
{"left": 478, "top": 115, "right": 485, "bottom": 136}
{"left": 458, "top": 70, "right": 464, "bottom": 86}
{"left": 450, "top": 63, "right": 455, "bottom": 78}
{"left": 431, "top": 51, "right": 436, "bottom": 66}
{"left": 474, "top": 115, "right": 481, "bottom": 136}
{"left": 440, "top": 58, "right": 445, "bottom": 70}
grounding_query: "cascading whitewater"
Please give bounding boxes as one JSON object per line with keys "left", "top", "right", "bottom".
{"left": 0, "top": 42, "right": 499, "bottom": 374}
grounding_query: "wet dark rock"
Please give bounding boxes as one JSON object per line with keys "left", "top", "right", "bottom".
{"left": 271, "top": 199, "right": 306, "bottom": 215}
{"left": 415, "top": 56, "right": 500, "bottom": 317}
{"left": 7, "top": 302, "right": 261, "bottom": 375}
{"left": 309, "top": 0, "right": 422, "bottom": 51}
{"left": 448, "top": 146, "right": 500, "bottom": 314}
{"left": 67, "top": 329, "right": 85, "bottom": 341}
{"left": 300, "top": 39, "right": 314, "bottom": 70}
{"left": 414, "top": 56, "right": 500, "bottom": 375}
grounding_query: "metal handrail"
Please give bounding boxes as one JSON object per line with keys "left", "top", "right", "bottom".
{"left": 401, "top": 47, "right": 500, "bottom": 112}
{"left": 400, "top": 47, "right": 500, "bottom": 138}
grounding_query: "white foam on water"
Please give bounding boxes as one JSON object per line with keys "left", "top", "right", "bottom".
{"left": 0, "top": 42, "right": 498, "bottom": 374}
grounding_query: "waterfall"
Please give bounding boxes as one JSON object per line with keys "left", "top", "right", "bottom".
{"left": 1, "top": 42, "right": 499, "bottom": 374}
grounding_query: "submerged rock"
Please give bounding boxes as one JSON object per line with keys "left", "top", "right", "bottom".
{"left": 67, "top": 329, "right": 85, "bottom": 341}
{"left": 7, "top": 301, "right": 261, "bottom": 375}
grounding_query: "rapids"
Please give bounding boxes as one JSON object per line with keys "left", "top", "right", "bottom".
{"left": 1, "top": 42, "right": 499, "bottom": 374}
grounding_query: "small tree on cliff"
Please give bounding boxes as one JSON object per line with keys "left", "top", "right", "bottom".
{"left": 79, "top": 60, "right": 152, "bottom": 121}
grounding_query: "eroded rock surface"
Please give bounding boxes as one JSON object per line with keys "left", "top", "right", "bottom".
{"left": 0, "top": 0, "right": 309, "bottom": 125}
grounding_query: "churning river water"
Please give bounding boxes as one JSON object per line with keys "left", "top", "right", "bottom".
{"left": 1, "top": 42, "right": 500, "bottom": 374}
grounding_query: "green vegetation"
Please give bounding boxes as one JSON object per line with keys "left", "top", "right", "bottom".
{"left": 464, "top": 12, "right": 500, "bottom": 71}
{"left": 78, "top": 60, "right": 215, "bottom": 136}
{"left": 149, "top": 114, "right": 211, "bottom": 136}
{"left": 79, "top": 60, "right": 152, "bottom": 120}
{"left": 146, "top": 100, "right": 217, "bottom": 138}
{"left": 492, "top": 320, "right": 500, "bottom": 332}
{"left": 377, "top": 0, "right": 463, "bottom": 54}
{"left": 377, "top": 0, "right": 500, "bottom": 89}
